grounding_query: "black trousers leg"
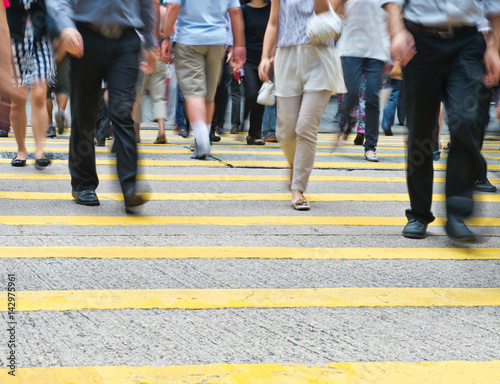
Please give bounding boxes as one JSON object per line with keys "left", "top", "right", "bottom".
{"left": 442, "top": 33, "right": 491, "bottom": 218}
{"left": 104, "top": 32, "right": 141, "bottom": 198}
{"left": 212, "top": 59, "right": 231, "bottom": 129}
{"left": 243, "top": 61, "right": 264, "bottom": 139}
{"left": 403, "top": 34, "right": 445, "bottom": 223}
{"left": 69, "top": 27, "right": 106, "bottom": 192}
{"left": 96, "top": 89, "right": 111, "bottom": 141}
{"left": 231, "top": 76, "right": 242, "bottom": 126}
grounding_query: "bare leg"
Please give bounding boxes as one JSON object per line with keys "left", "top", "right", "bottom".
{"left": 205, "top": 100, "right": 215, "bottom": 125}
{"left": 155, "top": 118, "right": 166, "bottom": 141}
{"left": 56, "top": 93, "right": 68, "bottom": 111}
{"left": 46, "top": 91, "right": 54, "bottom": 125}
{"left": 30, "top": 82, "right": 49, "bottom": 159}
{"left": 134, "top": 122, "right": 141, "bottom": 142}
{"left": 10, "top": 86, "right": 29, "bottom": 160}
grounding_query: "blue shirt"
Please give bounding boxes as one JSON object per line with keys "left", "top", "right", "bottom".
{"left": 166, "top": 0, "right": 240, "bottom": 45}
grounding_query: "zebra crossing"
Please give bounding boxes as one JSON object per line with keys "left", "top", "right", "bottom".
{"left": 0, "top": 126, "right": 499, "bottom": 383}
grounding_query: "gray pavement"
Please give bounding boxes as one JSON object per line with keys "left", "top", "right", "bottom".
{"left": 1, "top": 94, "right": 499, "bottom": 382}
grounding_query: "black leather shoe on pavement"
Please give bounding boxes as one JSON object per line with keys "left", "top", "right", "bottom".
{"left": 473, "top": 179, "right": 497, "bottom": 193}
{"left": 95, "top": 137, "right": 106, "bottom": 147}
{"left": 72, "top": 190, "right": 100, "bottom": 206}
{"left": 209, "top": 131, "right": 221, "bottom": 142}
{"left": 124, "top": 192, "right": 145, "bottom": 213}
{"left": 445, "top": 215, "right": 476, "bottom": 242}
{"left": 402, "top": 219, "right": 428, "bottom": 239}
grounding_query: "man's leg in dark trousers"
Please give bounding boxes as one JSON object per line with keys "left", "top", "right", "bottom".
{"left": 69, "top": 27, "right": 106, "bottom": 192}
{"left": 104, "top": 32, "right": 141, "bottom": 198}
{"left": 403, "top": 34, "right": 445, "bottom": 224}
{"left": 442, "top": 32, "right": 491, "bottom": 219}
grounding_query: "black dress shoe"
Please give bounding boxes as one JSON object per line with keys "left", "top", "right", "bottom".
{"left": 11, "top": 157, "right": 26, "bottom": 167}
{"left": 383, "top": 128, "right": 393, "bottom": 136}
{"left": 124, "top": 192, "right": 145, "bottom": 213}
{"left": 35, "top": 157, "right": 51, "bottom": 170}
{"left": 96, "top": 137, "right": 106, "bottom": 147}
{"left": 72, "top": 190, "right": 100, "bottom": 206}
{"left": 0, "top": 129, "right": 8, "bottom": 137}
{"left": 353, "top": 132, "right": 364, "bottom": 145}
{"left": 445, "top": 215, "right": 476, "bottom": 242}
{"left": 209, "top": 131, "right": 221, "bottom": 142}
{"left": 402, "top": 218, "right": 428, "bottom": 239}
{"left": 473, "top": 179, "right": 497, "bottom": 193}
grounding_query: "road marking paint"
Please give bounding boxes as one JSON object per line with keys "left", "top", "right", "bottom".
{"left": 2, "top": 174, "right": 498, "bottom": 184}
{"left": 5, "top": 287, "right": 500, "bottom": 311}
{"left": 4, "top": 361, "right": 500, "bottom": 384}
{"left": 1, "top": 246, "right": 498, "bottom": 260}
{"left": 0, "top": 216, "right": 497, "bottom": 226}
{"left": 0, "top": 191, "right": 499, "bottom": 202}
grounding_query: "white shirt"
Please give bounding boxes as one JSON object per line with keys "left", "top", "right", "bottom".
{"left": 338, "top": 0, "right": 390, "bottom": 62}
{"left": 381, "top": 0, "right": 500, "bottom": 27}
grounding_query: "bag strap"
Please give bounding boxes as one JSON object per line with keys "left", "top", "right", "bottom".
{"left": 336, "top": 0, "right": 348, "bottom": 13}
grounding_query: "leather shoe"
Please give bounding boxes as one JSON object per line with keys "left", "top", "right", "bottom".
{"left": 402, "top": 218, "right": 427, "bottom": 239}
{"left": 209, "top": 131, "right": 221, "bottom": 142}
{"left": 72, "top": 190, "right": 100, "bottom": 206}
{"left": 473, "top": 179, "right": 497, "bottom": 193}
{"left": 445, "top": 215, "right": 476, "bottom": 242}
{"left": 124, "top": 192, "right": 145, "bottom": 213}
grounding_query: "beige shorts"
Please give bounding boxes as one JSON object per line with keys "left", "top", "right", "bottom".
{"left": 174, "top": 43, "right": 225, "bottom": 101}
{"left": 274, "top": 44, "right": 346, "bottom": 97}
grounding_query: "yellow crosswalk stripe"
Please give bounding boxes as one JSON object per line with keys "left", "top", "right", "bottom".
{"left": 5, "top": 287, "right": 499, "bottom": 311}
{"left": 2, "top": 146, "right": 499, "bottom": 159}
{"left": 2, "top": 173, "right": 499, "bottom": 184}
{"left": 4, "top": 361, "right": 500, "bottom": 384}
{"left": 0, "top": 191, "right": 499, "bottom": 202}
{"left": 0, "top": 215, "right": 497, "bottom": 226}
{"left": 1, "top": 246, "right": 498, "bottom": 259}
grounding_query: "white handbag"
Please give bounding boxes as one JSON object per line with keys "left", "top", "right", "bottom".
{"left": 257, "top": 81, "right": 275, "bottom": 106}
{"left": 306, "top": 4, "right": 344, "bottom": 45}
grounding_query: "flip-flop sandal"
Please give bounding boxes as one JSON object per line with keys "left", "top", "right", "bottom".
{"left": 153, "top": 138, "right": 167, "bottom": 144}
{"left": 11, "top": 157, "right": 27, "bottom": 167}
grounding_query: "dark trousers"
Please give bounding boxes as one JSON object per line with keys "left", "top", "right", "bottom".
{"left": 397, "top": 81, "right": 405, "bottom": 125}
{"left": 339, "top": 57, "right": 384, "bottom": 152}
{"left": 69, "top": 25, "right": 140, "bottom": 197}
{"left": 231, "top": 76, "right": 242, "bottom": 126}
{"left": 212, "top": 59, "right": 232, "bottom": 129}
{"left": 95, "top": 89, "right": 112, "bottom": 141}
{"left": 243, "top": 60, "right": 264, "bottom": 139}
{"left": 175, "top": 85, "right": 189, "bottom": 130}
{"left": 403, "top": 30, "right": 491, "bottom": 223}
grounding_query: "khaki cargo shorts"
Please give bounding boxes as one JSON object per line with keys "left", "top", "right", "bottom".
{"left": 175, "top": 43, "right": 225, "bottom": 101}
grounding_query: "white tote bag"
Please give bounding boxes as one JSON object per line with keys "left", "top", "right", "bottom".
{"left": 257, "top": 81, "right": 276, "bottom": 106}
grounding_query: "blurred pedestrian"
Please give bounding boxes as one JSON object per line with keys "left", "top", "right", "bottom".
{"left": 160, "top": 0, "right": 246, "bottom": 159}
{"left": 7, "top": 0, "right": 55, "bottom": 169}
{"left": 259, "top": 0, "right": 346, "bottom": 210}
{"left": 47, "top": 0, "right": 156, "bottom": 211}
{"left": 383, "top": 0, "right": 500, "bottom": 241}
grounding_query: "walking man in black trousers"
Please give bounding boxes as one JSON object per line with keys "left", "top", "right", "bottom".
{"left": 47, "top": 0, "right": 156, "bottom": 211}
{"left": 382, "top": 0, "right": 500, "bottom": 241}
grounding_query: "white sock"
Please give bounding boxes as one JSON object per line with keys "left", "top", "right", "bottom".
{"left": 192, "top": 120, "right": 210, "bottom": 154}
{"left": 206, "top": 123, "right": 211, "bottom": 133}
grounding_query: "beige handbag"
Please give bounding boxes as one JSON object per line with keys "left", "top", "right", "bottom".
{"left": 306, "top": 3, "right": 344, "bottom": 44}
